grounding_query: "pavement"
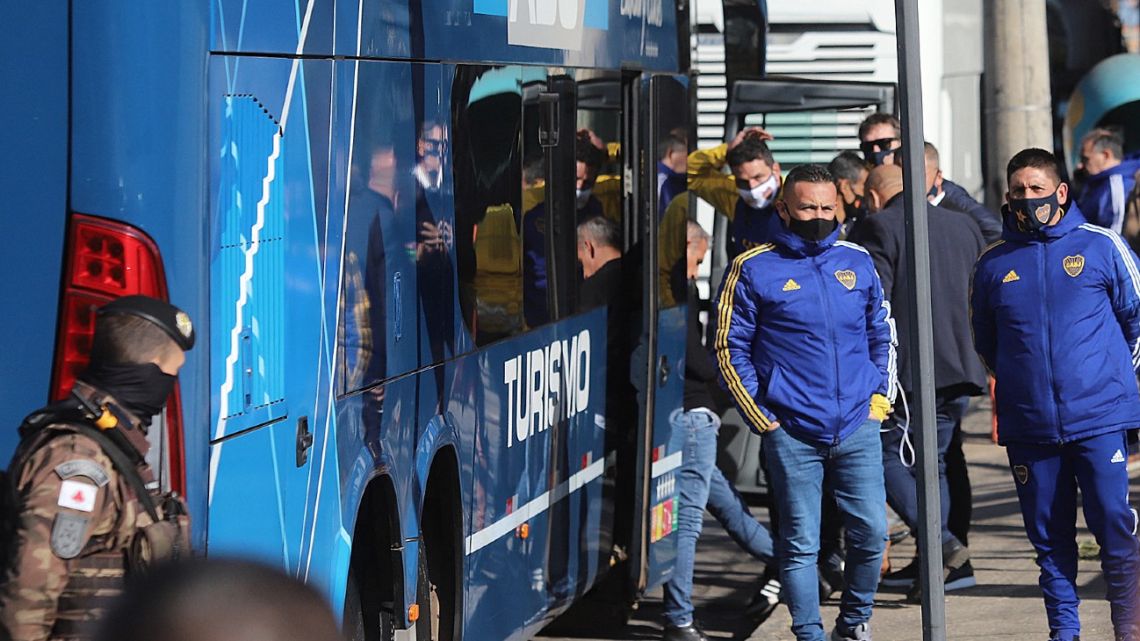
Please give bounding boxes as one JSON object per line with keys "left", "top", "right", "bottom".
{"left": 542, "top": 398, "right": 1139, "bottom": 641}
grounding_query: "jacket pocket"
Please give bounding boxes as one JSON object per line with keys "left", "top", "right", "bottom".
{"left": 763, "top": 365, "right": 789, "bottom": 415}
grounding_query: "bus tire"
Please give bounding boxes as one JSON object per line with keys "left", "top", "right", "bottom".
{"left": 345, "top": 569, "right": 396, "bottom": 641}
{"left": 418, "top": 537, "right": 459, "bottom": 641}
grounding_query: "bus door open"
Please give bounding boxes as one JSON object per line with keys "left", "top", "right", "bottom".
{"left": 544, "top": 70, "right": 632, "bottom": 604}
{"left": 710, "top": 77, "right": 895, "bottom": 500}
{"left": 629, "top": 73, "right": 692, "bottom": 593}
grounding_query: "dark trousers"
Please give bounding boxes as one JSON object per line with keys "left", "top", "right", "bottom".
{"left": 946, "top": 422, "right": 972, "bottom": 545}
{"left": 1007, "top": 431, "right": 1140, "bottom": 640}
{"left": 881, "top": 395, "right": 969, "bottom": 546}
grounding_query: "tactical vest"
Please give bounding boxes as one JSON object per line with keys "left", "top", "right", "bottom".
{"left": 2, "top": 387, "right": 190, "bottom": 640}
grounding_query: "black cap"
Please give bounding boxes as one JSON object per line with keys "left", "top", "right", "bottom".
{"left": 97, "top": 295, "right": 196, "bottom": 351}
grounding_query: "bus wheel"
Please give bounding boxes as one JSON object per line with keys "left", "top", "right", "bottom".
{"left": 345, "top": 569, "right": 396, "bottom": 641}
{"left": 416, "top": 544, "right": 448, "bottom": 641}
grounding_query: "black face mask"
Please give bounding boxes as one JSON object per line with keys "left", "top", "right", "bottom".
{"left": 785, "top": 216, "right": 838, "bottom": 242}
{"left": 844, "top": 198, "right": 867, "bottom": 223}
{"left": 1004, "top": 189, "right": 1065, "bottom": 233}
{"left": 81, "top": 361, "right": 177, "bottom": 422}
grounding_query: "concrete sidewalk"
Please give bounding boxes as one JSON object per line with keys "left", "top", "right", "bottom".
{"left": 544, "top": 398, "right": 1136, "bottom": 641}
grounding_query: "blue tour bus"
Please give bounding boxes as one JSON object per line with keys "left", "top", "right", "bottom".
{"left": 1, "top": 1, "right": 692, "bottom": 639}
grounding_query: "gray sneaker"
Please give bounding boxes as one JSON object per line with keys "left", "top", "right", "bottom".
{"left": 831, "top": 622, "right": 872, "bottom": 641}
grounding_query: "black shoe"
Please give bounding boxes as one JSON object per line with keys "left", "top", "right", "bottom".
{"left": 734, "top": 567, "right": 782, "bottom": 640}
{"left": 944, "top": 560, "right": 976, "bottom": 591}
{"left": 905, "top": 560, "right": 976, "bottom": 603}
{"left": 818, "top": 550, "right": 845, "bottom": 600}
{"left": 879, "top": 558, "right": 918, "bottom": 588}
{"left": 664, "top": 623, "right": 710, "bottom": 641}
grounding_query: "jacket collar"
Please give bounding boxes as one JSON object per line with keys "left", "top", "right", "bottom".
{"left": 770, "top": 213, "right": 840, "bottom": 257}
{"left": 1001, "top": 198, "right": 1088, "bottom": 243}
{"left": 1085, "top": 154, "right": 1140, "bottom": 186}
{"left": 70, "top": 380, "right": 151, "bottom": 458}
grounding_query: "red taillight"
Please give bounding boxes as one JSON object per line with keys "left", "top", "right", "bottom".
{"left": 69, "top": 218, "right": 165, "bottom": 297}
{"left": 51, "top": 213, "right": 185, "bottom": 494}
{"left": 53, "top": 214, "right": 167, "bottom": 399}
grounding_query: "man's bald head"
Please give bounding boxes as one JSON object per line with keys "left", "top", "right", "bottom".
{"left": 866, "top": 164, "right": 904, "bottom": 213}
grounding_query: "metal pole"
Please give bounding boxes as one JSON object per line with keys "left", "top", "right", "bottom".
{"left": 893, "top": 1, "right": 945, "bottom": 640}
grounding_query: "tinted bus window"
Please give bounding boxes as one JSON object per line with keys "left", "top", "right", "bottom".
{"left": 452, "top": 66, "right": 525, "bottom": 346}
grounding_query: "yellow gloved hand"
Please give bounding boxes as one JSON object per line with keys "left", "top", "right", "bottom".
{"left": 869, "top": 393, "right": 892, "bottom": 422}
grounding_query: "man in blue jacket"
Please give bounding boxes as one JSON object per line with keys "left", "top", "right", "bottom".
{"left": 1076, "top": 128, "right": 1140, "bottom": 234}
{"left": 715, "top": 164, "right": 897, "bottom": 641}
{"left": 971, "top": 148, "right": 1140, "bottom": 641}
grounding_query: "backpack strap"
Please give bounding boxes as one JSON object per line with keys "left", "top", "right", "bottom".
{"left": 63, "top": 423, "right": 161, "bottom": 524}
{"left": 14, "top": 401, "right": 161, "bottom": 524}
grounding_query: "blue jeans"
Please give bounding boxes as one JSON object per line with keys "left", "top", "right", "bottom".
{"left": 1007, "top": 431, "right": 1140, "bottom": 640}
{"left": 662, "top": 409, "right": 776, "bottom": 627}
{"left": 764, "top": 419, "right": 887, "bottom": 641}
{"left": 881, "top": 394, "right": 968, "bottom": 546}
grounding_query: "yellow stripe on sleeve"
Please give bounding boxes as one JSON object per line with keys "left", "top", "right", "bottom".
{"left": 715, "top": 244, "right": 776, "bottom": 432}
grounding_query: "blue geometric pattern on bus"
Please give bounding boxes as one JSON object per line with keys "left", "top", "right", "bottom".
{"left": 213, "top": 95, "right": 288, "bottom": 435}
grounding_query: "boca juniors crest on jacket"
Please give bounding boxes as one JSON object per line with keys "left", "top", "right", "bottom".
{"left": 714, "top": 217, "right": 898, "bottom": 446}
{"left": 970, "top": 201, "right": 1140, "bottom": 444}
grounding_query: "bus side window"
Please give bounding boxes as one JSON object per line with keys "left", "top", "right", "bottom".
{"left": 452, "top": 66, "right": 526, "bottom": 346}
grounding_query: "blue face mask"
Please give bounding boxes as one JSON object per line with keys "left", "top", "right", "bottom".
{"left": 860, "top": 138, "right": 899, "bottom": 166}
{"left": 1004, "top": 189, "right": 1064, "bottom": 233}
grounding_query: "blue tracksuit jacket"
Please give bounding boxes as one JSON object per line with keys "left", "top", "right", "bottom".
{"left": 1076, "top": 155, "right": 1140, "bottom": 233}
{"left": 714, "top": 218, "right": 897, "bottom": 446}
{"left": 970, "top": 203, "right": 1140, "bottom": 445}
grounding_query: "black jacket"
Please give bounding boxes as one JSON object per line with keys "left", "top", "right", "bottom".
{"left": 940, "top": 179, "right": 1001, "bottom": 244}
{"left": 849, "top": 195, "right": 988, "bottom": 397}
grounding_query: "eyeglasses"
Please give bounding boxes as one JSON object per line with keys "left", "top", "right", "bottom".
{"left": 859, "top": 138, "right": 899, "bottom": 155}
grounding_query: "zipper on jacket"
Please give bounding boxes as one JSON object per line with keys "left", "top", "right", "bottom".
{"left": 1037, "top": 243, "right": 1064, "bottom": 442}
{"left": 811, "top": 257, "right": 842, "bottom": 446}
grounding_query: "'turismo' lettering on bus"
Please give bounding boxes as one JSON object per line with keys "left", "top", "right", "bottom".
{"left": 503, "top": 329, "right": 591, "bottom": 448}
{"left": 619, "top": 0, "right": 663, "bottom": 27}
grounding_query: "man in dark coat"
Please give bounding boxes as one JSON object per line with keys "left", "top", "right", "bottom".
{"left": 848, "top": 164, "right": 987, "bottom": 602}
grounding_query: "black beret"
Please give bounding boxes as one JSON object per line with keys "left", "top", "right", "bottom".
{"left": 97, "top": 295, "right": 196, "bottom": 351}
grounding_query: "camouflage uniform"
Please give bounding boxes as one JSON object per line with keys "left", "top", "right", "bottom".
{"left": 0, "top": 383, "right": 189, "bottom": 641}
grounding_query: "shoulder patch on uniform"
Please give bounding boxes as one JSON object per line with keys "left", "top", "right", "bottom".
{"left": 51, "top": 513, "right": 91, "bottom": 559}
{"left": 54, "top": 459, "right": 110, "bottom": 487}
{"left": 57, "top": 479, "right": 98, "bottom": 512}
